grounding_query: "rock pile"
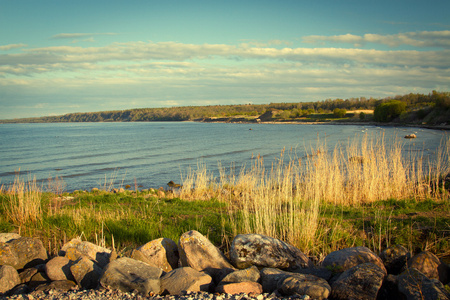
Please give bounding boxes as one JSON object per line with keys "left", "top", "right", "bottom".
{"left": 1, "top": 231, "right": 449, "bottom": 300}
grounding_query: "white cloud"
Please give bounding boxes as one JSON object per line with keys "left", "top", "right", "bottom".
{"left": 0, "top": 44, "right": 28, "bottom": 51}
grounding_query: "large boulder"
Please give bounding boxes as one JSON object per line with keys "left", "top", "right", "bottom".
{"left": 278, "top": 273, "right": 331, "bottom": 300}
{"left": 379, "top": 244, "right": 411, "bottom": 275}
{"left": 0, "top": 233, "right": 21, "bottom": 243}
{"left": 230, "top": 234, "right": 311, "bottom": 270}
{"left": 322, "top": 246, "right": 386, "bottom": 274}
{"left": 398, "top": 268, "right": 450, "bottom": 300}
{"left": 219, "top": 265, "right": 260, "bottom": 285}
{"left": 45, "top": 256, "right": 74, "bottom": 281}
{"left": 160, "top": 267, "right": 213, "bottom": 295}
{"left": 0, "top": 265, "right": 20, "bottom": 294}
{"left": 60, "top": 238, "right": 111, "bottom": 269}
{"left": 331, "top": 262, "right": 386, "bottom": 300}
{"left": 178, "top": 230, "right": 234, "bottom": 281}
{"left": 100, "top": 257, "right": 162, "bottom": 295}
{"left": 216, "top": 282, "right": 263, "bottom": 295}
{"left": 0, "top": 237, "right": 48, "bottom": 270}
{"left": 70, "top": 256, "right": 102, "bottom": 289}
{"left": 407, "top": 251, "right": 440, "bottom": 280}
{"left": 135, "top": 238, "right": 179, "bottom": 272}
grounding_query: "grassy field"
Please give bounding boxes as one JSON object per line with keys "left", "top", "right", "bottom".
{"left": 1, "top": 134, "right": 449, "bottom": 261}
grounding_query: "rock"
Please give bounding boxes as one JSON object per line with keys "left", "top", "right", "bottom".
{"left": 278, "top": 274, "right": 331, "bottom": 300}
{"left": 34, "top": 280, "right": 78, "bottom": 292}
{"left": 405, "top": 134, "right": 417, "bottom": 139}
{"left": 2, "top": 237, "right": 48, "bottom": 270}
{"left": 407, "top": 251, "right": 440, "bottom": 280}
{"left": 377, "top": 274, "right": 402, "bottom": 300}
{"left": 135, "top": 238, "right": 179, "bottom": 272}
{"left": 260, "top": 267, "right": 313, "bottom": 293}
{"left": 100, "top": 257, "right": 162, "bottom": 295}
{"left": 28, "top": 271, "right": 51, "bottom": 289}
{"left": 178, "top": 230, "right": 234, "bottom": 281}
{"left": 216, "top": 281, "right": 263, "bottom": 294}
{"left": 380, "top": 244, "right": 411, "bottom": 275}
{"left": 322, "top": 246, "right": 386, "bottom": 274}
{"left": 230, "top": 234, "right": 311, "bottom": 270}
{"left": 0, "top": 233, "right": 21, "bottom": 243}
{"left": 45, "top": 256, "right": 74, "bottom": 281}
{"left": 160, "top": 267, "right": 213, "bottom": 295}
{"left": 60, "top": 238, "right": 111, "bottom": 268}
{"left": 331, "top": 262, "right": 386, "bottom": 300}
{"left": 438, "top": 262, "right": 450, "bottom": 285}
{"left": 70, "top": 256, "right": 102, "bottom": 289}
{"left": 0, "top": 265, "right": 20, "bottom": 294}
{"left": 19, "top": 267, "right": 39, "bottom": 284}
{"left": 292, "top": 266, "right": 333, "bottom": 281}
{"left": 219, "top": 265, "right": 260, "bottom": 285}
{"left": 398, "top": 268, "right": 450, "bottom": 300}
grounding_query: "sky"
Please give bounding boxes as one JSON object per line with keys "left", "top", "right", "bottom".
{"left": 1, "top": 0, "right": 450, "bottom": 119}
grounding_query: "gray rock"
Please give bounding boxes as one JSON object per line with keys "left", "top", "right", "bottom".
{"left": 278, "top": 273, "right": 331, "bottom": 300}
{"left": 216, "top": 281, "right": 263, "bottom": 294}
{"left": 1, "top": 237, "right": 48, "bottom": 270}
{"left": 398, "top": 268, "right": 450, "bottom": 300}
{"left": 322, "top": 246, "right": 387, "bottom": 274}
{"left": 19, "top": 267, "right": 39, "bottom": 284}
{"left": 34, "top": 280, "right": 78, "bottom": 292}
{"left": 0, "top": 265, "right": 20, "bottom": 294}
{"left": 292, "top": 266, "right": 333, "bottom": 281}
{"left": 219, "top": 265, "right": 260, "bottom": 285}
{"left": 260, "top": 267, "right": 313, "bottom": 293}
{"left": 230, "top": 234, "right": 312, "bottom": 270}
{"left": 60, "top": 238, "right": 112, "bottom": 269}
{"left": 377, "top": 274, "right": 402, "bottom": 300}
{"left": 380, "top": 244, "right": 411, "bottom": 275}
{"left": 135, "top": 238, "right": 179, "bottom": 272}
{"left": 331, "top": 262, "right": 387, "bottom": 300}
{"left": 45, "top": 256, "right": 74, "bottom": 281}
{"left": 178, "top": 230, "right": 234, "bottom": 281}
{"left": 0, "top": 233, "right": 21, "bottom": 243}
{"left": 160, "top": 267, "right": 213, "bottom": 295}
{"left": 70, "top": 256, "right": 102, "bottom": 289}
{"left": 407, "top": 251, "right": 440, "bottom": 280}
{"left": 100, "top": 257, "right": 162, "bottom": 295}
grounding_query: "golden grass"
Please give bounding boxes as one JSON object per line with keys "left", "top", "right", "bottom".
{"left": 178, "top": 133, "right": 450, "bottom": 253}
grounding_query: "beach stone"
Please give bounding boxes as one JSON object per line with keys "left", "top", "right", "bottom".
{"left": 331, "top": 262, "right": 386, "bottom": 300}
{"left": 230, "top": 233, "right": 312, "bottom": 270}
{"left": 377, "top": 274, "right": 402, "bottom": 300}
{"left": 292, "top": 266, "right": 333, "bottom": 282}
{"left": 380, "top": 244, "right": 411, "bottom": 274}
{"left": 60, "top": 238, "right": 111, "bottom": 268}
{"left": 34, "top": 280, "right": 78, "bottom": 292}
{"left": 278, "top": 274, "right": 331, "bottom": 300}
{"left": 0, "top": 233, "right": 21, "bottom": 243}
{"left": 219, "top": 265, "right": 260, "bottom": 285}
{"left": 216, "top": 281, "right": 263, "bottom": 294}
{"left": 160, "top": 266, "right": 213, "bottom": 295}
{"left": 70, "top": 256, "right": 102, "bottom": 289}
{"left": 260, "top": 267, "right": 308, "bottom": 293}
{"left": 136, "top": 237, "right": 179, "bottom": 272}
{"left": 178, "top": 230, "right": 234, "bottom": 281}
{"left": 438, "top": 262, "right": 450, "bottom": 285}
{"left": 407, "top": 251, "right": 440, "bottom": 280}
{"left": 100, "top": 257, "right": 162, "bottom": 295}
{"left": 398, "top": 268, "right": 450, "bottom": 300}
{"left": 322, "top": 246, "right": 386, "bottom": 274}
{"left": 4, "top": 237, "right": 48, "bottom": 270}
{"left": 28, "top": 271, "right": 51, "bottom": 289}
{"left": 45, "top": 256, "right": 74, "bottom": 281}
{"left": 19, "top": 267, "right": 39, "bottom": 283}
{"left": 0, "top": 265, "right": 20, "bottom": 294}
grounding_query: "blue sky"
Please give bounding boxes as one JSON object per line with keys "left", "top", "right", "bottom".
{"left": 1, "top": 0, "right": 449, "bottom": 119}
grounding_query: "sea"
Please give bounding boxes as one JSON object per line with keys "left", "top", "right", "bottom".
{"left": 0, "top": 122, "right": 447, "bottom": 192}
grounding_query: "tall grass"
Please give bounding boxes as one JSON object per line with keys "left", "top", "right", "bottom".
{"left": 178, "top": 133, "right": 450, "bottom": 254}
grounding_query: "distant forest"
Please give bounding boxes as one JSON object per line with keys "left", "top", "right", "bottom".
{"left": 2, "top": 91, "right": 449, "bottom": 125}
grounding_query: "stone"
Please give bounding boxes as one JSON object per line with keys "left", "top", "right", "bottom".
{"left": 398, "top": 268, "right": 450, "bottom": 300}
{"left": 2, "top": 237, "right": 48, "bottom": 270}
{"left": 407, "top": 251, "right": 440, "bottom": 280}
{"left": 45, "top": 256, "right": 74, "bottom": 281}
{"left": 19, "top": 267, "right": 39, "bottom": 283}
{"left": 377, "top": 274, "right": 402, "bottom": 300}
{"left": 100, "top": 257, "right": 162, "bottom": 295}
{"left": 34, "top": 280, "right": 78, "bottom": 292}
{"left": 278, "top": 274, "right": 331, "bottom": 300}
{"left": 0, "top": 265, "right": 20, "bottom": 294}
{"left": 160, "top": 267, "right": 213, "bottom": 295}
{"left": 60, "top": 238, "right": 112, "bottom": 268}
{"left": 135, "top": 238, "right": 179, "bottom": 272}
{"left": 292, "top": 266, "right": 333, "bottom": 281}
{"left": 379, "top": 244, "right": 411, "bottom": 275}
{"left": 178, "top": 230, "right": 234, "bottom": 281}
{"left": 219, "top": 265, "right": 260, "bottom": 284}
{"left": 70, "top": 256, "right": 102, "bottom": 289}
{"left": 322, "top": 246, "right": 387, "bottom": 274}
{"left": 216, "top": 281, "right": 263, "bottom": 294}
{"left": 230, "top": 234, "right": 312, "bottom": 270}
{"left": 438, "top": 262, "right": 450, "bottom": 285}
{"left": 0, "top": 233, "right": 21, "bottom": 243}
{"left": 260, "top": 267, "right": 319, "bottom": 294}
{"left": 331, "top": 262, "right": 387, "bottom": 300}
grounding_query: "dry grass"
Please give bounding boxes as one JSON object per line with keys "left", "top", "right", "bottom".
{"left": 178, "top": 133, "right": 450, "bottom": 253}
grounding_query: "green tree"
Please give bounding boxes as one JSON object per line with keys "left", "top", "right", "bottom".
{"left": 373, "top": 100, "right": 407, "bottom": 122}
{"left": 333, "top": 108, "right": 347, "bottom": 118}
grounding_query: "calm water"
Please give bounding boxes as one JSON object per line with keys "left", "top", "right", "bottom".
{"left": 0, "top": 122, "right": 447, "bottom": 192}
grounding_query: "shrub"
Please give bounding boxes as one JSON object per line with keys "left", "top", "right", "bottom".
{"left": 374, "top": 100, "right": 407, "bottom": 122}
{"left": 333, "top": 108, "right": 347, "bottom": 118}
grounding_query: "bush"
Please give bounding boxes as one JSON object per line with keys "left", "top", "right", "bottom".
{"left": 333, "top": 108, "right": 347, "bottom": 118}
{"left": 359, "top": 112, "right": 366, "bottom": 120}
{"left": 374, "top": 100, "right": 407, "bottom": 122}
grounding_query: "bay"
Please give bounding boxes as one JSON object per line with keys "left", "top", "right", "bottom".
{"left": 0, "top": 122, "right": 446, "bottom": 192}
